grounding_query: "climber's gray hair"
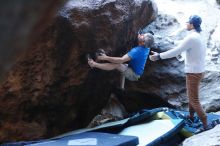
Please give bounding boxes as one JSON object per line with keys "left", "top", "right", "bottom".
{"left": 143, "top": 33, "right": 154, "bottom": 48}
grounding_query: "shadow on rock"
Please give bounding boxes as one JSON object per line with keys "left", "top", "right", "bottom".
{"left": 113, "top": 88, "right": 176, "bottom": 113}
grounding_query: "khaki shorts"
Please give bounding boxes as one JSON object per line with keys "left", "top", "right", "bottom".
{"left": 119, "top": 64, "right": 140, "bottom": 81}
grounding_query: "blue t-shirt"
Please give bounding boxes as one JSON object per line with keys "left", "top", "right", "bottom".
{"left": 127, "top": 46, "right": 150, "bottom": 75}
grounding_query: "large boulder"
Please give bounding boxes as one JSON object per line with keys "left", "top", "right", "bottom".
{"left": 0, "top": 0, "right": 158, "bottom": 143}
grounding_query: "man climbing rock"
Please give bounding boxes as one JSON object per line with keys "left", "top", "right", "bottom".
{"left": 88, "top": 32, "right": 154, "bottom": 89}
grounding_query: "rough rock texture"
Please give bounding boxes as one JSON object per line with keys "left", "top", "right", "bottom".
{"left": 201, "top": 71, "right": 220, "bottom": 112}
{"left": 0, "top": 0, "right": 66, "bottom": 81}
{"left": 0, "top": 0, "right": 158, "bottom": 143}
{"left": 141, "top": 14, "right": 187, "bottom": 108}
{"left": 182, "top": 124, "right": 220, "bottom": 146}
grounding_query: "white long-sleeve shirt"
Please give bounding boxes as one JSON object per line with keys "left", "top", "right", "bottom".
{"left": 160, "top": 30, "right": 206, "bottom": 73}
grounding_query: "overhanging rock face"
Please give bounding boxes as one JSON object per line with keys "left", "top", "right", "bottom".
{"left": 0, "top": 0, "right": 157, "bottom": 143}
